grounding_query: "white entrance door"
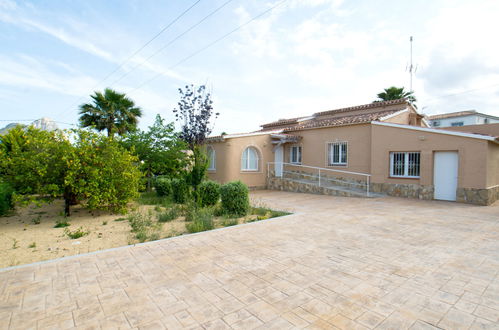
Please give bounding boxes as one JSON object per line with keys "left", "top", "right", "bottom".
{"left": 434, "top": 151, "right": 458, "bottom": 201}
{"left": 274, "top": 145, "right": 283, "bottom": 177}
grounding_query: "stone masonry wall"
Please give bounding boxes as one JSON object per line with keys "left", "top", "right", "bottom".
{"left": 370, "top": 183, "right": 434, "bottom": 200}
{"left": 267, "top": 177, "right": 365, "bottom": 198}
{"left": 457, "top": 185, "right": 499, "bottom": 206}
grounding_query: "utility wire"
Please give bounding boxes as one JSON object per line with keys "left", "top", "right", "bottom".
{"left": 423, "top": 82, "right": 499, "bottom": 105}
{"left": 108, "top": 0, "right": 235, "bottom": 88}
{"left": 55, "top": 0, "right": 203, "bottom": 120}
{"left": 128, "top": 0, "right": 289, "bottom": 94}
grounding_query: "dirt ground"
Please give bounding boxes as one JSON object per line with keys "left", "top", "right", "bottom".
{"left": 0, "top": 199, "right": 283, "bottom": 268}
{"left": 0, "top": 200, "right": 185, "bottom": 268}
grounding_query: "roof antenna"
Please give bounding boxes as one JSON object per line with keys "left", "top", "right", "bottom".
{"left": 408, "top": 36, "right": 414, "bottom": 92}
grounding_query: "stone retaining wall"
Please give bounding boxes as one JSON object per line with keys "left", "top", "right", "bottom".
{"left": 370, "top": 183, "right": 434, "bottom": 200}
{"left": 267, "top": 177, "right": 365, "bottom": 198}
{"left": 457, "top": 186, "right": 499, "bottom": 206}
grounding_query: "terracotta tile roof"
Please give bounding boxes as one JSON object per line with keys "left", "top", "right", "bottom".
{"left": 283, "top": 109, "right": 401, "bottom": 132}
{"left": 260, "top": 116, "right": 308, "bottom": 129}
{"left": 259, "top": 99, "right": 409, "bottom": 132}
{"left": 313, "top": 98, "right": 407, "bottom": 117}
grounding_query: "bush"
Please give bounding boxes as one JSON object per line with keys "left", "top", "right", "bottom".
{"left": 154, "top": 177, "right": 172, "bottom": 197}
{"left": 171, "top": 178, "right": 188, "bottom": 204}
{"left": 158, "top": 206, "right": 180, "bottom": 222}
{"left": 0, "top": 182, "right": 14, "bottom": 216}
{"left": 220, "top": 181, "right": 249, "bottom": 217}
{"left": 185, "top": 208, "right": 214, "bottom": 233}
{"left": 127, "top": 212, "right": 161, "bottom": 242}
{"left": 198, "top": 181, "right": 221, "bottom": 207}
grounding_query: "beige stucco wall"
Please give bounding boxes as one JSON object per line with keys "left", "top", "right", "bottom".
{"left": 206, "top": 134, "right": 273, "bottom": 188}
{"left": 487, "top": 142, "right": 499, "bottom": 188}
{"left": 371, "top": 124, "right": 490, "bottom": 189}
{"left": 283, "top": 124, "right": 372, "bottom": 175}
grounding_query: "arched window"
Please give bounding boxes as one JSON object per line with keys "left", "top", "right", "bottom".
{"left": 207, "top": 146, "right": 216, "bottom": 171}
{"left": 241, "top": 147, "right": 259, "bottom": 171}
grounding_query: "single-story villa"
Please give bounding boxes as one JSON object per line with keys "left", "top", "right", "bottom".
{"left": 206, "top": 99, "right": 499, "bottom": 205}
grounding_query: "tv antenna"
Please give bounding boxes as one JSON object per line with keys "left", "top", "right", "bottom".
{"left": 407, "top": 36, "right": 418, "bottom": 92}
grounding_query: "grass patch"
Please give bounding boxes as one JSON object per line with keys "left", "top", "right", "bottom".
{"left": 127, "top": 212, "right": 162, "bottom": 243}
{"left": 64, "top": 227, "right": 89, "bottom": 239}
{"left": 114, "top": 217, "right": 126, "bottom": 222}
{"left": 157, "top": 206, "right": 180, "bottom": 223}
{"left": 54, "top": 218, "right": 70, "bottom": 228}
{"left": 28, "top": 242, "right": 36, "bottom": 248}
{"left": 220, "top": 218, "right": 238, "bottom": 227}
{"left": 136, "top": 192, "right": 166, "bottom": 205}
{"left": 186, "top": 208, "right": 214, "bottom": 233}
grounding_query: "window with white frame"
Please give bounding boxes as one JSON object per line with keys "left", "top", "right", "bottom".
{"left": 290, "top": 146, "right": 302, "bottom": 164}
{"left": 207, "top": 146, "right": 216, "bottom": 171}
{"left": 390, "top": 152, "right": 420, "bottom": 177}
{"left": 327, "top": 142, "right": 347, "bottom": 166}
{"left": 241, "top": 147, "right": 259, "bottom": 171}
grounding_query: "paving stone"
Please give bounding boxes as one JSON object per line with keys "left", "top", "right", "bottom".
{"left": 1, "top": 191, "right": 499, "bottom": 329}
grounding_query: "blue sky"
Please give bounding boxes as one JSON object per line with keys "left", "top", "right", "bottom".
{"left": 1, "top": 0, "right": 499, "bottom": 134}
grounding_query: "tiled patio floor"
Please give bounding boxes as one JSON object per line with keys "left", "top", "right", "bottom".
{"left": 1, "top": 191, "right": 499, "bottom": 329}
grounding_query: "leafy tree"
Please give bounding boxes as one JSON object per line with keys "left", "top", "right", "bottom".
{"left": 121, "top": 114, "right": 189, "bottom": 190}
{"left": 0, "top": 126, "right": 141, "bottom": 216}
{"left": 79, "top": 88, "right": 142, "bottom": 137}
{"left": 172, "top": 85, "right": 219, "bottom": 191}
{"left": 375, "top": 86, "right": 417, "bottom": 106}
{"left": 63, "top": 130, "right": 141, "bottom": 215}
{"left": 173, "top": 85, "right": 219, "bottom": 150}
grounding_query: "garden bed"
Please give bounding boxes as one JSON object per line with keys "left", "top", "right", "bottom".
{"left": 0, "top": 193, "right": 290, "bottom": 268}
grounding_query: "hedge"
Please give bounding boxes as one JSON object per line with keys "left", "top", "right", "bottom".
{"left": 198, "top": 181, "right": 221, "bottom": 207}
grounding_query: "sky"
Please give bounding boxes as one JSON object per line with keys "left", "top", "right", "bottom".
{"left": 1, "top": 0, "right": 499, "bottom": 135}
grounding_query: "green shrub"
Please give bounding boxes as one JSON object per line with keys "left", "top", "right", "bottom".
{"left": 54, "top": 218, "right": 70, "bottom": 228}
{"left": 220, "top": 181, "right": 249, "bottom": 217}
{"left": 158, "top": 206, "right": 180, "bottom": 222}
{"left": 154, "top": 177, "right": 172, "bottom": 197}
{"left": 186, "top": 208, "right": 214, "bottom": 233}
{"left": 0, "top": 182, "right": 14, "bottom": 216}
{"left": 64, "top": 227, "right": 89, "bottom": 239}
{"left": 171, "top": 178, "right": 188, "bottom": 204}
{"left": 198, "top": 181, "right": 221, "bottom": 207}
{"left": 127, "top": 212, "right": 161, "bottom": 242}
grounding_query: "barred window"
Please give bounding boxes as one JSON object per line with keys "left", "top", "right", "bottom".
{"left": 390, "top": 152, "right": 420, "bottom": 178}
{"left": 327, "top": 142, "right": 347, "bottom": 166}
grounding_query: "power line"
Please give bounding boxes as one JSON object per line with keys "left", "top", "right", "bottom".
{"left": 129, "top": 0, "right": 289, "bottom": 94}
{"left": 108, "top": 0, "right": 236, "bottom": 88}
{"left": 423, "top": 83, "right": 499, "bottom": 105}
{"left": 55, "top": 0, "right": 203, "bottom": 120}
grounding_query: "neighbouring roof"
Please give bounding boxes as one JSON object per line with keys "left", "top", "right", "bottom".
{"left": 428, "top": 110, "right": 499, "bottom": 121}
{"left": 373, "top": 121, "right": 499, "bottom": 143}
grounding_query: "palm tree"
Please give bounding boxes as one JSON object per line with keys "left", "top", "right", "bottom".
{"left": 375, "top": 86, "right": 417, "bottom": 106}
{"left": 79, "top": 88, "right": 142, "bottom": 137}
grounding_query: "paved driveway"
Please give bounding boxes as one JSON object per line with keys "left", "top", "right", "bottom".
{"left": 1, "top": 191, "right": 499, "bottom": 329}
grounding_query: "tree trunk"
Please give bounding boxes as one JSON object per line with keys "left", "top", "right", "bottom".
{"left": 63, "top": 186, "right": 73, "bottom": 217}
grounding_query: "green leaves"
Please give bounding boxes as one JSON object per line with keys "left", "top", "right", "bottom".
{"left": 375, "top": 86, "right": 417, "bottom": 106}
{"left": 79, "top": 88, "right": 142, "bottom": 137}
{"left": 0, "top": 127, "right": 141, "bottom": 215}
